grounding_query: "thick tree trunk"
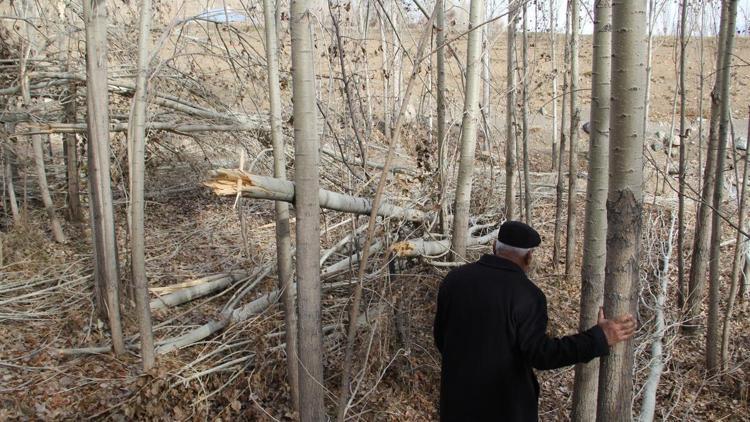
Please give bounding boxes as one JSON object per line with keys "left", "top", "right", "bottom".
{"left": 450, "top": 0, "right": 485, "bottom": 260}
{"left": 706, "top": 0, "right": 739, "bottom": 373}
{"left": 596, "top": 1, "right": 647, "bottom": 420}
{"left": 571, "top": 1, "right": 611, "bottom": 420}
{"left": 127, "top": 0, "right": 156, "bottom": 372}
{"left": 263, "top": 0, "right": 299, "bottom": 409}
{"left": 684, "top": 0, "right": 730, "bottom": 335}
{"left": 565, "top": 0, "right": 581, "bottom": 278}
{"left": 289, "top": 0, "right": 325, "bottom": 418}
{"left": 83, "top": 0, "right": 125, "bottom": 356}
{"left": 505, "top": 3, "right": 517, "bottom": 220}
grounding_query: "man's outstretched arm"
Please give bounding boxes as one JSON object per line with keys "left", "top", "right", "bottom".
{"left": 515, "top": 292, "right": 636, "bottom": 370}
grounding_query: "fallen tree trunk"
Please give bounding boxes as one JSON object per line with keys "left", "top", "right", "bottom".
{"left": 150, "top": 272, "right": 248, "bottom": 312}
{"left": 204, "top": 169, "right": 427, "bottom": 222}
{"left": 391, "top": 226, "right": 498, "bottom": 258}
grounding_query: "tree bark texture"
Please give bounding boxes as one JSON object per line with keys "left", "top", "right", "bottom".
{"left": 450, "top": 0, "right": 485, "bottom": 261}
{"left": 676, "top": 0, "right": 690, "bottom": 309}
{"left": 706, "top": 0, "right": 738, "bottom": 373}
{"left": 83, "top": 0, "right": 125, "bottom": 356}
{"left": 128, "top": 0, "right": 156, "bottom": 372}
{"left": 596, "top": 1, "right": 647, "bottom": 420}
{"left": 263, "top": 0, "right": 299, "bottom": 409}
{"left": 290, "top": 0, "right": 325, "bottom": 418}
{"left": 684, "top": 0, "right": 729, "bottom": 336}
{"left": 505, "top": 3, "right": 517, "bottom": 220}
{"left": 572, "top": 1, "right": 611, "bottom": 420}
{"left": 565, "top": 0, "right": 581, "bottom": 278}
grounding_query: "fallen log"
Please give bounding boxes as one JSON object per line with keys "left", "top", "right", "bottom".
{"left": 204, "top": 169, "right": 427, "bottom": 222}
{"left": 391, "top": 226, "right": 498, "bottom": 258}
{"left": 150, "top": 272, "right": 249, "bottom": 312}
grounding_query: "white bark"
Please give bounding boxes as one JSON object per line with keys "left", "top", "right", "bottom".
{"left": 639, "top": 211, "right": 677, "bottom": 422}
{"left": 572, "top": 1, "right": 611, "bottom": 419}
{"left": 150, "top": 273, "right": 247, "bottom": 312}
{"left": 450, "top": 0, "right": 485, "bottom": 260}
{"left": 596, "top": 0, "right": 648, "bottom": 419}
{"left": 393, "top": 225, "right": 497, "bottom": 258}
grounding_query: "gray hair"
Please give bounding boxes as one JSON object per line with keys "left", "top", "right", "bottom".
{"left": 494, "top": 240, "right": 531, "bottom": 258}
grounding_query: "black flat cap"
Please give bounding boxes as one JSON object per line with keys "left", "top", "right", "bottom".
{"left": 497, "top": 221, "right": 541, "bottom": 249}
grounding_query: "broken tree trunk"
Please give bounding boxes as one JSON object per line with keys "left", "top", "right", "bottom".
{"left": 392, "top": 225, "right": 498, "bottom": 258}
{"left": 204, "top": 169, "right": 427, "bottom": 222}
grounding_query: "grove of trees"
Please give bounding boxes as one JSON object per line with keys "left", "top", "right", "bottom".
{"left": 1, "top": 0, "right": 749, "bottom": 419}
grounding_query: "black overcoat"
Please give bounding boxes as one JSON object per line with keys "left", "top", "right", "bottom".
{"left": 433, "top": 254, "right": 609, "bottom": 421}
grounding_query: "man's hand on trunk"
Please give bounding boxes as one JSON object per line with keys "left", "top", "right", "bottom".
{"left": 597, "top": 307, "right": 637, "bottom": 346}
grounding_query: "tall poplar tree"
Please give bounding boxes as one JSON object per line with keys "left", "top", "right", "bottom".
{"left": 596, "top": 0, "right": 647, "bottom": 419}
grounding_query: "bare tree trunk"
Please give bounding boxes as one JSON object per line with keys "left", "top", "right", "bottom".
{"left": 127, "top": 0, "right": 155, "bottom": 372}
{"left": 521, "top": 2, "right": 532, "bottom": 224}
{"left": 83, "top": 0, "right": 125, "bottom": 356}
{"left": 263, "top": 0, "right": 299, "bottom": 409}
{"left": 60, "top": 3, "right": 82, "bottom": 223}
{"left": 721, "top": 107, "right": 750, "bottom": 371}
{"left": 706, "top": 0, "right": 739, "bottom": 373}
{"left": 565, "top": 0, "right": 581, "bottom": 278}
{"left": 697, "top": 3, "right": 706, "bottom": 196}
{"left": 553, "top": 1, "right": 571, "bottom": 267}
{"left": 642, "top": 0, "right": 655, "bottom": 137}
{"left": 684, "top": 0, "right": 730, "bottom": 336}
{"left": 596, "top": 0, "right": 647, "bottom": 420}
{"left": 481, "top": 7, "right": 491, "bottom": 152}
{"left": 505, "top": 2, "right": 518, "bottom": 220}
{"left": 676, "top": 0, "right": 689, "bottom": 309}
{"left": 450, "top": 0, "right": 485, "bottom": 260}
{"left": 571, "top": 1, "right": 611, "bottom": 419}
{"left": 18, "top": 2, "right": 65, "bottom": 243}
{"left": 63, "top": 84, "right": 82, "bottom": 222}
{"left": 2, "top": 131, "right": 19, "bottom": 221}
{"left": 550, "top": 0, "right": 559, "bottom": 171}
{"left": 436, "top": 0, "right": 448, "bottom": 234}
{"left": 290, "top": 0, "right": 325, "bottom": 418}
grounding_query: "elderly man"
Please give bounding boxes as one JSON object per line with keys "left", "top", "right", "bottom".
{"left": 434, "top": 221, "right": 636, "bottom": 421}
